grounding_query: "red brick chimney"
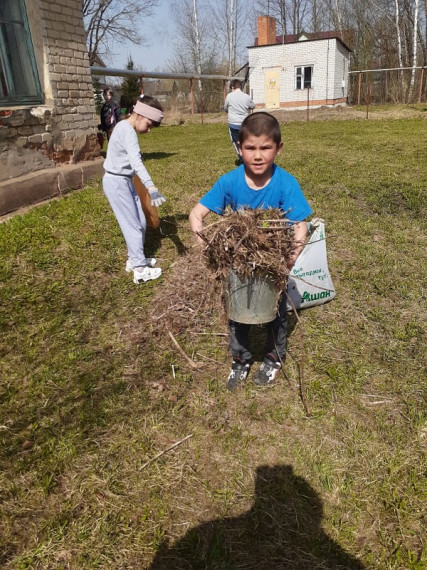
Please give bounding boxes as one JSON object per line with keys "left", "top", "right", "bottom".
{"left": 257, "top": 15, "right": 276, "bottom": 46}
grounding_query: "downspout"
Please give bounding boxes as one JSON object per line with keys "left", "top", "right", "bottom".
{"left": 325, "top": 39, "right": 330, "bottom": 105}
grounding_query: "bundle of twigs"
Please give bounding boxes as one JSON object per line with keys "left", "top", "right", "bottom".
{"left": 198, "top": 208, "right": 299, "bottom": 289}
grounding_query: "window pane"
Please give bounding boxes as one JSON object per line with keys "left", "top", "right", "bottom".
{"left": 1, "top": 23, "right": 38, "bottom": 97}
{"left": 304, "top": 67, "right": 312, "bottom": 88}
{"left": 0, "top": 48, "right": 9, "bottom": 96}
{"left": 0, "top": 0, "right": 41, "bottom": 104}
{"left": 0, "top": 2, "right": 22, "bottom": 20}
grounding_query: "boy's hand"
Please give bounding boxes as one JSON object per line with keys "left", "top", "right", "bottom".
{"left": 189, "top": 203, "right": 211, "bottom": 246}
{"left": 148, "top": 187, "right": 166, "bottom": 207}
{"left": 286, "top": 254, "right": 298, "bottom": 270}
{"left": 288, "top": 221, "right": 308, "bottom": 270}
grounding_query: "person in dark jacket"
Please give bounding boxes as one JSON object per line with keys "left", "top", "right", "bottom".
{"left": 100, "top": 87, "right": 121, "bottom": 140}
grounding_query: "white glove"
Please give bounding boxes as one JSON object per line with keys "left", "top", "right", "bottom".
{"left": 148, "top": 187, "right": 166, "bottom": 207}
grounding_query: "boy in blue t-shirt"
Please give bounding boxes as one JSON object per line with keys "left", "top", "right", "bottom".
{"left": 189, "top": 112, "right": 312, "bottom": 391}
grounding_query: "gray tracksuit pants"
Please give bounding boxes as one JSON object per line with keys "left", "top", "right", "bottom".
{"left": 103, "top": 173, "right": 148, "bottom": 268}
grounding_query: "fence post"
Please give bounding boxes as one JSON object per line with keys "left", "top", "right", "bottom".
{"left": 190, "top": 79, "right": 194, "bottom": 115}
{"left": 366, "top": 73, "right": 370, "bottom": 119}
{"left": 199, "top": 81, "right": 204, "bottom": 124}
{"left": 418, "top": 68, "right": 425, "bottom": 103}
{"left": 139, "top": 77, "right": 144, "bottom": 95}
{"left": 357, "top": 72, "right": 362, "bottom": 106}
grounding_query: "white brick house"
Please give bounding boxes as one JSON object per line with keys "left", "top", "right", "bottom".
{"left": 249, "top": 16, "right": 351, "bottom": 110}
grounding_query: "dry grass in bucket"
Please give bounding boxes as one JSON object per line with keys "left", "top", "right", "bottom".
{"left": 197, "top": 208, "right": 303, "bottom": 288}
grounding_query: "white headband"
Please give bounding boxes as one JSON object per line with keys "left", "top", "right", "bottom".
{"left": 133, "top": 101, "right": 164, "bottom": 123}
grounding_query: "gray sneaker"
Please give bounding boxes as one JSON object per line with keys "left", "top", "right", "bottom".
{"left": 254, "top": 355, "right": 281, "bottom": 386}
{"left": 226, "top": 359, "right": 250, "bottom": 391}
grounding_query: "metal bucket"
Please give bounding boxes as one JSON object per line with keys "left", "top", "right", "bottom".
{"left": 224, "top": 270, "right": 279, "bottom": 324}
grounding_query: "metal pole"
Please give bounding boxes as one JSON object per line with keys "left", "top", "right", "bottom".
{"left": 306, "top": 86, "right": 310, "bottom": 121}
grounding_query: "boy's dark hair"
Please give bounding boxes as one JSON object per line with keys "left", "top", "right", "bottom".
{"left": 230, "top": 79, "right": 242, "bottom": 90}
{"left": 238, "top": 112, "right": 281, "bottom": 145}
{"left": 137, "top": 94, "right": 164, "bottom": 127}
{"left": 103, "top": 87, "right": 113, "bottom": 97}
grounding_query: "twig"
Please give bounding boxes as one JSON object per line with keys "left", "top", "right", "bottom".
{"left": 297, "top": 319, "right": 310, "bottom": 416}
{"left": 285, "top": 293, "right": 310, "bottom": 416}
{"left": 196, "top": 217, "right": 229, "bottom": 239}
{"left": 139, "top": 434, "right": 193, "bottom": 470}
{"left": 291, "top": 274, "right": 335, "bottom": 292}
{"left": 195, "top": 352, "right": 225, "bottom": 364}
{"left": 167, "top": 330, "right": 201, "bottom": 370}
{"left": 189, "top": 332, "right": 228, "bottom": 336}
{"left": 233, "top": 230, "right": 250, "bottom": 251}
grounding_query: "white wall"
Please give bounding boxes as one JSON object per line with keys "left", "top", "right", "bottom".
{"left": 248, "top": 38, "right": 349, "bottom": 109}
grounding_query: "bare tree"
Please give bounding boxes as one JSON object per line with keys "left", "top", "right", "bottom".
{"left": 168, "top": 0, "right": 216, "bottom": 110}
{"left": 207, "top": 0, "right": 252, "bottom": 75}
{"left": 169, "top": 0, "right": 207, "bottom": 72}
{"left": 256, "top": 0, "right": 312, "bottom": 35}
{"left": 409, "top": 0, "right": 420, "bottom": 91}
{"left": 83, "top": 0, "right": 160, "bottom": 65}
{"left": 229, "top": 0, "right": 236, "bottom": 75}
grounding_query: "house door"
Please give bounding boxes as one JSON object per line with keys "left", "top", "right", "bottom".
{"left": 264, "top": 69, "right": 280, "bottom": 109}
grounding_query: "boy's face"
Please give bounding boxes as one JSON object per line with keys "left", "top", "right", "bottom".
{"left": 238, "top": 134, "right": 282, "bottom": 178}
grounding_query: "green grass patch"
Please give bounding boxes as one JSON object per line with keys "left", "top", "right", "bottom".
{"left": 1, "top": 111, "right": 426, "bottom": 569}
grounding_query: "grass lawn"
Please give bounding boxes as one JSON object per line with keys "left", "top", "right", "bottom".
{"left": 0, "top": 111, "right": 426, "bottom": 569}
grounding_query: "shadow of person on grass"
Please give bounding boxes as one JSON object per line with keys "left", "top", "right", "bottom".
{"left": 143, "top": 152, "right": 178, "bottom": 160}
{"left": 145, "top": 215, "right": 189, "bottom": 257}
{"left": 149, "top": 464, "right": 365, "bottom": 570}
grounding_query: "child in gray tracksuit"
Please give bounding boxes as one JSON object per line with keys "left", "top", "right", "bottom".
{"left": 102, "top": 95, "right": 166, "bottom": 284}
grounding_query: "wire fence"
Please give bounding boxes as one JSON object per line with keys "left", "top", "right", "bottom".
{"left": 348, "top": 67, "right": 426, "bottom": 105}
{"left": 92, "top": 66, "right": 426, "bottom": 121}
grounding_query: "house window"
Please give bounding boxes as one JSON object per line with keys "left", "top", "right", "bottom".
{"left": 0, "top": 0, "right": 42, "bottom": 106}
{"left": 295, "top": 66, "right": 313, "bottom": 90}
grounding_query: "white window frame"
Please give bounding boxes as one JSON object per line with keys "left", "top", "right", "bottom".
{"left": 295, "top": 65, "right": 313, "bottom": 90}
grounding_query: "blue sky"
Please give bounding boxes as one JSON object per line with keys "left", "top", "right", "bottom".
{"left": 107, "top": 1, "right": 256, "bottom": 73}
{"left": 109, "top": 1, "right": 176, "bottom": 71}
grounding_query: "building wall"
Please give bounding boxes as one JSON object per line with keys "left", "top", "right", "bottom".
{"left": 0, "top": 0, "right": 100, "bottom": 183}
{"left": 248, "top": 39, "right": 349, "bottom": 110}
{"left": 333, "top": 41, "right": 350, "bottom": 101}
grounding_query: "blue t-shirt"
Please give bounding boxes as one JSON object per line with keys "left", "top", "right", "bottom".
{"left": 200, "top": 164, "right": 312, "bottom": 222}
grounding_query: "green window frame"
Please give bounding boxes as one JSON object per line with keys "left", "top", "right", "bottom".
{"left": 0, "top": 0, "right": 42, "bottom": 106}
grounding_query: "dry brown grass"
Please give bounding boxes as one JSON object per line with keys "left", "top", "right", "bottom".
{"left": 199, "top": 208, "right": 298, "bottom": 289}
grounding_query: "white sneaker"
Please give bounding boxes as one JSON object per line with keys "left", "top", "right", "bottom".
{"left": 126, "top": 258, "right": 156, "bottom": 272}
{"left": 133, "top": 266, "right": 162, "bottom": 283}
